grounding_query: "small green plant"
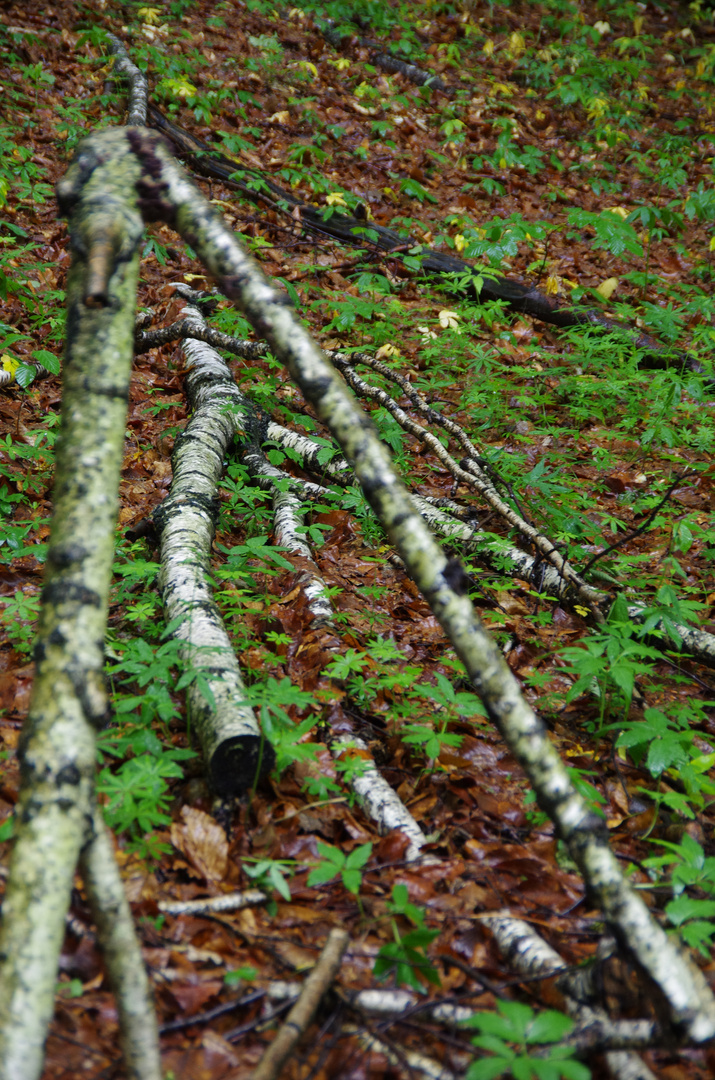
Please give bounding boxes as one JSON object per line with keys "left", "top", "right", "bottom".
{"left": 399, "top": 177, "right": 437, "bottom": 204}
{"left": 462, "top": 1000, "right": 590, "bottom": 1080}
{"left": 240, "top": 676, "right": 319, "bottom": 774}
{"left": 97, "top": 727, "right": 195, "bottom": 857}
{"left": 216, "top": 536, "right": 295, "bottom": 588}
{"left": 0, "top": 589, "right": 41, "bottom": 654}
{"left": 307, "top": 841, "right": 372, "bottom": 895}
{"left": 243, "top": 858, "right": 296, "bottom": 902}
{"left": 559, "top": 595, "right": 662, "bottom": 727}
{"left": 399, "top": 672, "right": 487, "bottom": 768}
{"left": 567, "top": 207, "right": 643, "bottom": 259}
{"left": 57, "top": 978, "right": 84, "bottom": 999}
{"left": 106, "top": 636, "right": 186, "bottom": 725}
{"left": 224, "top": 965, "right": 258, "bottom": 987}
{"left": 644, "top": 834, "right": 715, "bottom": 956}
{"left": 373, "top": 884, "right": 440, "bottom": 991}
{"left": 609, "top": 706, "right": 703, "bottom": 782}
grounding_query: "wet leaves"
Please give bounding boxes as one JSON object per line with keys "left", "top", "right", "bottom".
{"left": 2, "top": 0, "right": 715, "bottom": 1075}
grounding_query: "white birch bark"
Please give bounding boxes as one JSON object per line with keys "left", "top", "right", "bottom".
{"left": 157, "top": 308, "right": 274, "bottom": 792}
{"left": 158, "top": 888, "right": 268, "bottom": 915}
{"left": 271, "top": 486, "right": 335, "bottom": 626}
{"left": 484, "top": 915, "right": 658, "bottom": 1074}
{"left": 332, "top": 736, "right": 429, "bottom": 863}
{"left": 133, "top": 311, "right": 715, "bottom": 667}
{"left": 0, "top": 130, "right": 160, "bottom": 1080}
{"left": 81, "top": 813, "right": 161, "bottom": 1078}
{"left": 106, "top": 34, "right": 148, "bottom": 126}
{"left": 132, "top": 132, "right": 715, "bottom": 1041}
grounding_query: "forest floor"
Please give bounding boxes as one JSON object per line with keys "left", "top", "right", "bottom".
{"left": 1, "top": 0, "right": 715, "bottom": 1078}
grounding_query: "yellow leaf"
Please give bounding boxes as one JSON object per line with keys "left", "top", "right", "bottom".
{"left": 173, "top": 80, "right": 196, "bottom": 98}
{"left": 454, "top": 234, "right": 466, "bottom": 253}
{"left": 709, "top": 236, "right": 715, "bottom": 252}
{"left": 141, "top": 23, "right": 168, "bottom": 40}
{"left": 605, "top": 206, "right": 629, "bottom": 219}
{"left": 574, "top": 605, "right": 590, "bottom": 617}
{"left": 438, "top": 309, "right": 460, "bottom": 329}
{"left": 375, "top": 344, "right": 399, "bottom": 359}
{"left": 298, "top": 61, "right": 317, "bottom": 78}
{"left": 268, "top": 110, "right": 291, "bottom": 124}
{"left": 596, "top": 277, "right": 619, "bottom": 300}
{"left": 492, "top": 82, "right": 514, "bottom": 97}
{"left": 586, "top": 96, "right": 609, "bottom": 120}
{"left": 482, "top": 39, "right": 495, "bottom": 58}
{"left": 593, "top": 21, "right": 611, "bottom": 36}
{"left": 417, "top": 325, "right": 438, "bottom": 341}
{"left": 328, "top": 57, "right": 351, "bottom": 71}
{"left": 137, "top": 6, "right": 161, "bottom": 24}
{"left": 508, "top": 32, "right": 525, "bottom": 56}
{"left": 1, "top": 354, "right": 19, "bottom": 375}
{"left": 325, "top": 192, "right": 347, "bottom": 207}
{"left": 632, "top": 15, "right": 644, "bottom": 35}
{"left": 545, "top": 275, "right": 560, "bottom": 296}
{"left": 382, "top": 186, "right": 399, "bottom": 204}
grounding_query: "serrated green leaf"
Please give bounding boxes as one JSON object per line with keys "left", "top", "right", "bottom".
{"left": 345, "top": 842, "right": 372, "bottom": 870}
{"left": 527, "top": 1010, "right": 573, "bottom": 1044}
{"left": 341, "top": 868, "right": 362, "bottom": 894}
{"left": 32, "top": 349, "right": 60, "bottom": 374}
{"left": 14, "top": 363, "right": 37, "bottom": 388}
{"left": 466, "top": 1055, "right": 511, "bottom": 1080}
{"left": 306, "top": 862, "right": 340, "bottom": 888}
{"left": 316, "top": 842, "right": 345, "bottom": 868}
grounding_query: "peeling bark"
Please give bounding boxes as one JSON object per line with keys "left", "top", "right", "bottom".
{"left": 156, "top": 306, "right": 275, "bottom": 793}
{"left": 272, "top": 486, "right": 335, "bottom": 626}
{"left": 345, "top": 1024, "right": 457, "bottom": 1080}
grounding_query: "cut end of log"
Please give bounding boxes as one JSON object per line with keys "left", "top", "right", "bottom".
{"left": 209, "top": 735, "right": 276, "bottom": 796}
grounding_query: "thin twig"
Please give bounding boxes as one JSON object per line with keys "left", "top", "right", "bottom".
{"left": 250, "top": 928, "right": 350, "bottom": 1080}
